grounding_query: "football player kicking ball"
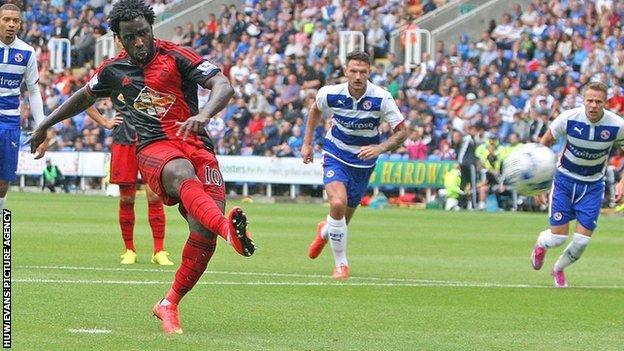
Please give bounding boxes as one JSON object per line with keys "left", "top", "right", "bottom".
{"left": 530, "top": 82, "right": 624, "bottom": 287}
{"left": 87, "top": 103, "right": 172, "bottom": 266}
{"left": 28, "top": 0, "right": 255, "bottom": 334}
{"left": 301, "top": 51, "right": 407, "bottom": 279}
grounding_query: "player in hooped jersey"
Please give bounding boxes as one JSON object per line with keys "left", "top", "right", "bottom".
{"left": 28, "top": 0, "right": 255, "bottom": 334}
{"left": 302, "top": 51, "right": 407, "bottom": 279}
{"left": 530, "top": 82, "right": 624, "bottom": 287}
{"left": 87, "top": 94, "right": 172, "bottom": 266}
{"left": 0, "top": 4, "right": 46, "bottom": 213}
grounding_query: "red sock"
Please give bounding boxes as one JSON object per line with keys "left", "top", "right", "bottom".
{"left": 148, "top": 199, "right": 166, "bottom": 253}
{"left": 178, "top": 179, "right": 227, "bottom": 239}
{"left": 119, "top": 185, "right": 136, "bottom": 251}
{"left": 165, "top": 232, "right": 216, "bottom": 304}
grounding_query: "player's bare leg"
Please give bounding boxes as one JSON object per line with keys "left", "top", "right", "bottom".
{"left": 153, "top": 212, "right": 220, "bottom": 334}
{"left": 161, "top": 158, "right": 254, "bottom": 256}
{"left": 145, "top": 185, "right": 172, "bottom": 265}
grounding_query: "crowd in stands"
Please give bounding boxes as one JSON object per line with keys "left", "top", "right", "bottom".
{"left": 17, "top": 0, "right": 180, "bottom": 151}
{"left": 16, "top": 0, "right": 624, "bottom": 186}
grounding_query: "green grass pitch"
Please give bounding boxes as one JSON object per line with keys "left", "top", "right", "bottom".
{"left": 8, "top": 192, "right": 624, "bottom": 350}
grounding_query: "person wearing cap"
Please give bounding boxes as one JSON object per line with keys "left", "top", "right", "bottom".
{"left": 460, "top": 93, "right": 480, "bottom": 120}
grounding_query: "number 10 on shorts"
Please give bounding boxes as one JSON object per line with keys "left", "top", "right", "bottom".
{"left": 204, "top": 167, "right": 223, "bottom": 186}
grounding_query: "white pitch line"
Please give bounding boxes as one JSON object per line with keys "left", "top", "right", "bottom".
{"left": 16, "top": 265, "right": 453, "bottom": 284}
{"left": 67, "top": 328, "right": 111, "bottom": 334}
{"left": 12, "top": 278, "right": 624, "bottom": 289}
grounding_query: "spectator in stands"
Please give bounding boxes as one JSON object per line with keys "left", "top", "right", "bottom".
{"left": 366, "top": 18, "right": 387, "bottom": 59}
{"left": 171, "top": 25, "right": 183, "bottom": 44}
{"left": 71, "top": 23, "right": 95, "bottom": 66}
{"left": 404, "top": 127, "right": 429, "bottom": 160}
{"left": 18, "top": 0, "right": 623, "bottom": 193}
{"left": 498, "top": 96, "right": 518, "bottom": 141}
{"left": 276, "top": 74, "right": 301, "bottom": 109}
{"left": 51, "top": 17, "right": 68, "bottom": 39}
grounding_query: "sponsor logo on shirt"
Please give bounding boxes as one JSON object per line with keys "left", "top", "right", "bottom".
{"left": 0, "top": 75, "right": 21, "bottom": 89}
{"left": 133, "top": 86, "right": 176, "bottom": 120}
{"left": 566, "top": 144, "right": 608, "bottom": 160}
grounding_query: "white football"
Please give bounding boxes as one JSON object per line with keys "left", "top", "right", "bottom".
{"left": 502, "top": 143, "right": 557, "bottom": 195}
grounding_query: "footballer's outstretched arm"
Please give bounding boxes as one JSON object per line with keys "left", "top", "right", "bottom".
{"left": 301, "top": 100, "right": 322, "bottom": 164}
{"left": 28, "top": 87, "right": 97, "bottom": 158}
{"left": 540, "top": 129, "right": 555, "bottom": 147}
{"left": 177, "top": 72, "right": 234, "bottom": 139}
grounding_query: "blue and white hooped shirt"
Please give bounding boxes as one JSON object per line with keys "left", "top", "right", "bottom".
{"left": 549, "top": 106, "right": 624, "bottom": 182}
{"left": 0, "top": 37, "right": 38, "bottom": 129}
{"left": 315, "top": 81, "right": 404, "bottom": 168}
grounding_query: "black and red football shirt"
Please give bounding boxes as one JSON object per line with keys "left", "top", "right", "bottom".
{"left": 86, "top": 39, "right": 220, "bottom": 151}
{"left": 110, "top": 93, "right": 137, "bottom": 145}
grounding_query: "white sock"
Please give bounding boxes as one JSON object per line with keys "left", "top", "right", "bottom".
{"left": 327, "top": 215, "right": 348, "bottom": 267}
{"left": 0, "top": 197, "right": 4, "bottom": 213}
{"left": 321, "top": 222, "right": 329, "bottom": 240}
{"left": 554, "top": 233, "right": 590, "bottom": 272}
{"left": 537, "top": 229, "right": 567, "bottom": 249}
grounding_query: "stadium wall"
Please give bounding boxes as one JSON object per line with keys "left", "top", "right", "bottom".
{"left": 16, "top": 153, "right": 455, "bottom": 195}
{"left": 431, "top": 0, "right": 532, "bottom": 45}
{"left": 153, "top": 0, "right": 240, "bottom": 40}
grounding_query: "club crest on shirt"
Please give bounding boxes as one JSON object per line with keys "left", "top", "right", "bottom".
{"left": 362, "top": 100, "right": 373, "bottom": 110}
{"left": 133, "top": 86, "right": 176, "bottom": 120}
{"left": 197, "top": 61, "right": 217, "bottom": 76}
{"left": 600, "top": 130, "right": 610, "bottom": 140}
{"left": 14, "top": 53, "right": 23, "bottom": 62}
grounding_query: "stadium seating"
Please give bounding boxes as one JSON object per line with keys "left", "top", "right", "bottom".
{"left": 19, "top": 0, "right": 623, "bottom": 168}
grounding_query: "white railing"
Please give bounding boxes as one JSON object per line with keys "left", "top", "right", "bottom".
{"left": 47, "top": 38, "right": 71, "bottom": 73}
{"left": 404, "top": 29, "right": 432, "bottom": 72}
{"left": 94, "top": 34, "right": 117, "bottom": 67}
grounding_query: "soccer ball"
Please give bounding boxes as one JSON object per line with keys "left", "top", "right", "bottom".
{"left": 502, "top": 143, "right": 557, "bottom": 195}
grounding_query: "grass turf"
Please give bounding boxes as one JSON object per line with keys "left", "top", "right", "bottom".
{"left": 8, "top": 192, "right": 624, "bottom": 350}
